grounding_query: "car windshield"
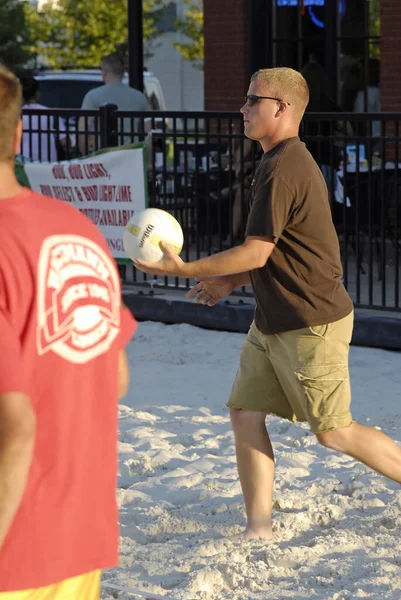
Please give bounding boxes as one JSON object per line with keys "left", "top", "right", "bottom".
{"left": 38, "top": 80, "right": 103, "bottom": 109}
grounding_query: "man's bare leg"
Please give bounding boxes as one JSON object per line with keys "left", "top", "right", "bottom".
{"left": 317, "top": 422, "right": 401, "bottom": 483}
{"left": 230, "top": 408, "right": 274, "bottom": 539}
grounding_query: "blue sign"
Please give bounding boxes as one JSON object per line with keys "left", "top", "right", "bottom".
{"left": 276, "top": 0, "right": 346, "bottom": 29}
{"left": 277, "top": 0, "right": 325, "bottom": 6}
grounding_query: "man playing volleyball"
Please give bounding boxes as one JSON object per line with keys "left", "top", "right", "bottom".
{"left": 135, "top": 67, "right": 401, "bottom": 540}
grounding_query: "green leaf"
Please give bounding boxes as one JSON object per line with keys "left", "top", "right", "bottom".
{"left": 25, "top": 0, "right": 165, "bottom": 68}
{"left": 0, "top": 0, "right": 36, "bottom": 74}
{"left": 173, "top": 0, "right": 204, "bottom": 69}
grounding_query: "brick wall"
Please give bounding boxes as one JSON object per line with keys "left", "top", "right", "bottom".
{"left": 203, "top": 0, "right": 248, "bottom": 110}
{"left": 381, "top": 0, "right": 401, "bottom": 111}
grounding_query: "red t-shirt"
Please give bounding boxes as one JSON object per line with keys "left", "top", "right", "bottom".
{"left": 0, "top": 188, "right": 137, "bottom": 591}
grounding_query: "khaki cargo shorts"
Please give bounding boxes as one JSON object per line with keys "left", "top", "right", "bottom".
{"left": 227, "top": 311, "right": 354, "bottom": 433}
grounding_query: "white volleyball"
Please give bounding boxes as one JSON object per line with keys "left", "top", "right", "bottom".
{"left": 123, "top": 208, "right": 184, "bottom": 262}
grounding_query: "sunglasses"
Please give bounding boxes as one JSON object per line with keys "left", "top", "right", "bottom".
{"left": 244, "top": 94, "right": 291, "bottom": 107}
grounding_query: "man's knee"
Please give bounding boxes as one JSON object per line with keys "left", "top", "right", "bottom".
{"left": 229, "top": 407, "right": 267, "bottom": 434}
{"left": 316, "top": 426, "right": 352, "bottom": 452}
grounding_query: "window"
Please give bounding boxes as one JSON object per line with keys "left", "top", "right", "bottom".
{"left": 273, "top": 0, "right": 327, "bottom": 72}
{"left": 339, "top": 0, "right": 380, "bottom": 112}
{"left": 266, "top": 0, "right": 381, "bottom": 111}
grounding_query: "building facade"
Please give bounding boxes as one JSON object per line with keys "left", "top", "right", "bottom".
{"left": 146, "top": 0, "right": 204, "bottom": 111}
{"left": 204, "top": 0, "right": 400, "bottom": 113}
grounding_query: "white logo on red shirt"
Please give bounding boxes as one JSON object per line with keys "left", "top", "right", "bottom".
{"left": 37, "top": 235, "right": 120, "bottom": 363}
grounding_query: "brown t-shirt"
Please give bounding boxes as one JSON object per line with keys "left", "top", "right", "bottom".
{"left": 245, "top": 136, "right": 353, "bottom": 334}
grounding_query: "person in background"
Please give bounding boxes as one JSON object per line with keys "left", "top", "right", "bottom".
{"left": 21, "top": 77, "right": 67, "bottom": 162}
{"left": 301, "top": 58, "right": 351, "bottom": 208}
{"left": 353, "top": 59, "right": 381, "bottom": 143}
{"left": 216, "top": 132, "right": 262, "bottom": 248}
{"left": 78, "top": 52, "right": 150, "bottom": 155}
{"left": 0, "top": 64, "right": 137, "bottom": 599}
{"left": 340, "top": 56, "right": 362, "bottom": 112}
{"left": 301, "top": 57, "right": 343, "bottom": 169}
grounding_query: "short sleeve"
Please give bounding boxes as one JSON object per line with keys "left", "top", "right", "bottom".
{"left": 246, "top": 175, "right": 294, "bottom": 242}
{"left": 0, "top": 308, "right": 29, "bottom": 396}
{"left": 119, "top": 305, "right": 137, "bottom": 348}
{"left": 81, "top": 91, "right": 96, "bottom": 110}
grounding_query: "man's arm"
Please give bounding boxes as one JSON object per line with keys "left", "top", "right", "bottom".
{"left": 135, "top": 236, "right": 275, "bottom": 278}
{"left": 183, "top": 236, "right": 276, "bottom": 277}
{"left": 0, "top": 392, "right": 36, "bottom": 549}
{"left": 231, "top": 271, "right": 252, "bottom": 288}
{"left": 118, "top": 301, "right": 137, "bottom": 399}
{"left": 135, "top": 170, "right": 292, "bottom": 281}
{"left": 118, "top": 349, "right": 129, "bottom": 399}
{"left": 186, "top": 270, "right": 251, "bottom": 306}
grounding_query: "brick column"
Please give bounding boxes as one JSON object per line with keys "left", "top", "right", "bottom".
{"left": 381, "top": 0, "right": 401, "bottom": 111}
{"left": 203, "top": 0, "right": 248, "bottom": 110}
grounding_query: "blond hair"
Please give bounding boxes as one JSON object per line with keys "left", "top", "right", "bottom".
{"left": 251, "top": 67, "right": 309, "bottom": 122}
{"left": 0, "top": 64, "right": 22, "bottom": 161}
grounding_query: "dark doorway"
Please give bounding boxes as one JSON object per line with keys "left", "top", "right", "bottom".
{"left": 248, "top": 0, "right": 381, "bottom": 111}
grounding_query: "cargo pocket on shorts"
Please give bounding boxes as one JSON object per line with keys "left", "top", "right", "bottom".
{"left": 295, "top": 364, "right": 348, "bottom": 422}
{"left": 308, "top": 323, "right": 330, "bottom": 338}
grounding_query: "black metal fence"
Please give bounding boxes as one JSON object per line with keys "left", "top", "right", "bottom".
{"left": 20, "top": 106, "right": 401, "bottom": 312}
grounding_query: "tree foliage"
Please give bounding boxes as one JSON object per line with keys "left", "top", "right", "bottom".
{"left": 173, "top": 0, "right": 203, "bottom": 68}
{"left": 0, "top": 0, "right": 35, "bottom": 75}
{"left": 25, "top": 0, "right": 164, "bottom": 68}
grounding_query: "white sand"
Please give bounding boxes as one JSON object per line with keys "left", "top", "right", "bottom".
{"left": 102, "top": 321, "right": 401, "bottom": 600}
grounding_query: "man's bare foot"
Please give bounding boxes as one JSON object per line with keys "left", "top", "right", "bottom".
{"left": 244, "top": 526, "right": 273, "bottom": 540}
{"left": 195, "top": 528, "right": 273, "bottom": 555}
{"left": 226, "top": 526, "right": 273, "bottom": 542}
{"left": 243, "top": 526, "right": 273, "bottom": 540}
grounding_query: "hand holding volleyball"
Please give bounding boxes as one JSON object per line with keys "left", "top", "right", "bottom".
{"left": 123, "top": 208, "right": 186, "bottom": 275}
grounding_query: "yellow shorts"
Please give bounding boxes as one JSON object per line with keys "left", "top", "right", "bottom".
{"left": 0, "top": 571, "right": 100, "bottom": 600}
{"left": 227, "top": 312, "right": 354, "bottom": 433}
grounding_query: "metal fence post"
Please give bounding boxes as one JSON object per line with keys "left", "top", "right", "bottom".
{"left": 99, "top": 104, "right": 118, "bottom": 149}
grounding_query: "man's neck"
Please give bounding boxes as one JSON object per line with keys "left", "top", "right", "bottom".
{"left": 104, "top": 76, "right": 123, "bottom": 85}
{"left": 0, "top": 163, "right": 23, "bottom": 200}
{"left": 260, "top": 128, "right": 299, "bottom": 153}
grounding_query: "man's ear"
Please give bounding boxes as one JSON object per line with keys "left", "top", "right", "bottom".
{"left": 275, "top": 101, "right": 287, "bottom": 117}
{"left": 13, "top": 119, "right": 23, "bottom": 156}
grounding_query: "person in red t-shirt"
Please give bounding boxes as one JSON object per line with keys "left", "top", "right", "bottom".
{"left": 0, "top": 65, "right": 137, "bottom": 598}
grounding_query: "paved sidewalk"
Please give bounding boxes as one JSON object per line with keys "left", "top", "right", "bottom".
{"left": 122, "top": 285, "right": 401, "bottom": 351}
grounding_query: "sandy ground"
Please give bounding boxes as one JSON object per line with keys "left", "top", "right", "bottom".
{"left": 101, "top": 321, "right": 401, "bottom": 600}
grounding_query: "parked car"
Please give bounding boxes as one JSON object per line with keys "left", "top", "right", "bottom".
{"left": 34, "top": 68, "right": 167, "bottom": 111}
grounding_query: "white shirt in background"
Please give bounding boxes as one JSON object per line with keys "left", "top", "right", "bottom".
{"left": 354, "top": 87, "right": 381, "bottom": 138}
